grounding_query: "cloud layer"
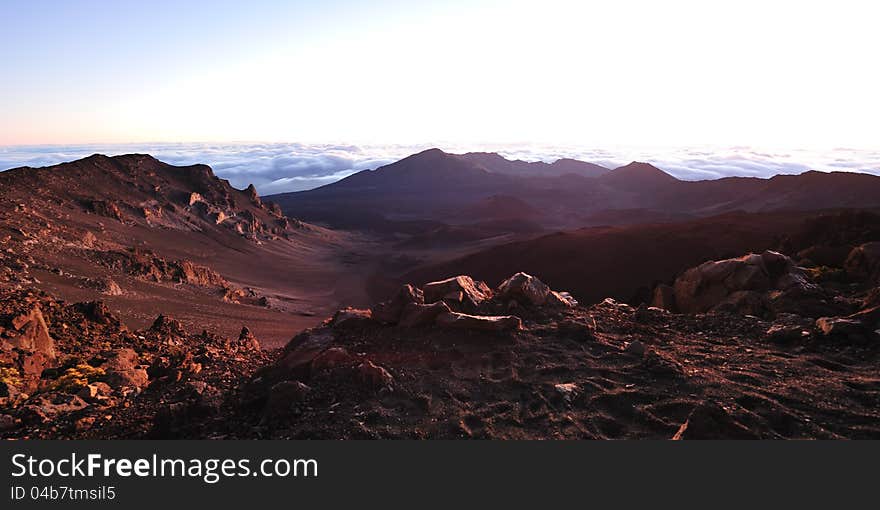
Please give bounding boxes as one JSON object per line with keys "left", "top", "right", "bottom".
{"left": 2, "top": 142, "right": 879, "bottom": 195}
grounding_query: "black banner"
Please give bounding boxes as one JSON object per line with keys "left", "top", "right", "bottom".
{"left": 0, "top": 441, "right": 874, "bottom": 508}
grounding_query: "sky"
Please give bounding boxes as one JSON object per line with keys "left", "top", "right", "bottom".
{"left": 1, "top": 1, "right": 879, "bottom": 191}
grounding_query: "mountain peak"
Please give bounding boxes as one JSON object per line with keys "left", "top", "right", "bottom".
{"left": 608, "top": 161, "right": 676, "bottom": 180}
{"left": 410, "top": 147, "right": 449, "bottom": 159}
{"left": 598, "top": 161, "right": 677, "bottom": 191}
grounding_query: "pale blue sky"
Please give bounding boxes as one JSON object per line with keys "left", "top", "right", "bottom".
{"left": 2, "top": 1, "right": 879, "bottom": 148}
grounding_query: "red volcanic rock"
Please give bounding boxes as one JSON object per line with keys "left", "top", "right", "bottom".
{"left": 435, "top": 311, "right": 522, "bottom": 332}
{"left": 97, "top": 277, "right": 123, "bottom": 296}
{"left": 372, "top": 284, "right": 424, "bottom": 324}
{"left": 277, "top": 329, "right": 335, "bottom": 376}
{"left": 330, "top": 308, "right": 373, "bottom": 328}
{"left": 399, "top": 301, "right": 452, "bottom": 328}
{"left": 237, "top": 327, "right": 261, "bottom": 351}
{"left": 845, "top": 242, "right": 880, "bottom": 284}
{"left": 423, "top": 275, "right": 492, "bottom": 311}
{"left": 5, "top": 305, "right": 55, "bottom": 358}
{"left": 103, "top": 348, "right": 149, "bottom": 390}
{"left": 245, "top": 184, "right": 262, "bottom": 207}
{"left": 175, "top": 260, "right": 228, "bottom": 287}
{"left": 21, "top": 352, "right": 51, "bottom": 378}
{"left": 651, "top": 284, "right": 676, "bottom": 311}
{"left": 497, "top": 272, "right": 551, "bottom": 306}
{"left": 669, "top": 250, "right": 827, "bottom": 317}
{"left": 495, "top": 272, "right": 578, "bottom": 309}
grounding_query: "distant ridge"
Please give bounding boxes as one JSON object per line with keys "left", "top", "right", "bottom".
{"left": 267, "top": 148, "right": 880, "bottom": 232}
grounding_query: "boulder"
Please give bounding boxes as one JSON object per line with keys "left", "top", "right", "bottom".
{"left": 650, "top": 284, "right": 676, "bottom": 311}
{"left": 422, "top": 276, "right": 492, "bottom": 311}
{"left": 497, "top": 272, "right": 551, "bottom": 306}
{"left": 399, "top": 301, "right": 452, "bottom": 328}
{"left": 671, "top": 251, "right": 826, "bottom": 317}
{"left": 103, "top": 348, "right": 149, "bottom": 390}
{"left": 277, "top": 329, "right": 335, "bottom": 376}
{"left": 237, "top": 326, "right": 261, "bottom": 350}
{"left": 845, "top": 242, "right": 880, "bottom": 284}
{"left": 330, "top": 308, "right": 373, "bottom": 328}
{"left": 6, "top": 305, "right": 55, "bottom": 358}
{"left": 435, "top": 312, "right": 522, "bottom": 332}
{"left": 372, "top": 284, "right": 424, "bottom": 324}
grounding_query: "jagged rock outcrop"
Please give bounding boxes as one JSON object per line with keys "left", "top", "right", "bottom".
{"left": 91, "top": 248, "right": 229, "bottom": 288}
{"left": 245, "top": 184, "right": 262, "bottom": 207}
{"left": 423, "top": 275, "right": 493, "bottom": 311}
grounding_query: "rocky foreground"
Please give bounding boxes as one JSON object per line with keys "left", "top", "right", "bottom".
{"left": 3, "top": 243, "right": 878, "bottom": 439}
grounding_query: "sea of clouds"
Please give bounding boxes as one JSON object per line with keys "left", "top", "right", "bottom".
{"left": 2, "top": 142, "right": 879, "bottom": 195}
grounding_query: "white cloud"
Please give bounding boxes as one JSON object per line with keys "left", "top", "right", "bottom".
{"left": 1, "top": 142, "right": 879, "bottom": 194}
